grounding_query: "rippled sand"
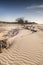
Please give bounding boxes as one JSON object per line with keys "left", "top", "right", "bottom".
{"left": 0, "top": 24, "right": 43, "bottom": 65}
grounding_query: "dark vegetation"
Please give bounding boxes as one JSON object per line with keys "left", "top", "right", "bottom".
{"left": 0, "top": 18, "right": 37, "bottom": 24}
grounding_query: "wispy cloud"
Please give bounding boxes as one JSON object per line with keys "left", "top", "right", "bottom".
{"left": 26, "top": 5, "right": 43, "bottom": 9}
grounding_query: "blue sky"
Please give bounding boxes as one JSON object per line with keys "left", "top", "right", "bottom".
{"left": 0, "top": 0, "right": 43, "bottom": 23}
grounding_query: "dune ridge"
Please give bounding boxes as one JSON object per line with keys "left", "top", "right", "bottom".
{"left": 0, "top": 24, "right": 43, "bottom": 65}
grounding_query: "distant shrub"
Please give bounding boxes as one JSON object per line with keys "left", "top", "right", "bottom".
{"left": 16, "top": 18, "right": 24, "bottom": 24}
{"left": 25, "top": 20, "right": 28, "bottom": 24}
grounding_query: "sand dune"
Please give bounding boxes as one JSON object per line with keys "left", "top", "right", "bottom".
{"left": 0, "top": 24, "right": 43, "bottom": 65}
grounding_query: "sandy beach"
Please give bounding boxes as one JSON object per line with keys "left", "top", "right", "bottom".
{"left": 0, "top": 24, "right": 43, "bottom": 65}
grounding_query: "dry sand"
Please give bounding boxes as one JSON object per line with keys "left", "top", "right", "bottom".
{"left": 0, "top": 24, "right": 43, "bottom": 65}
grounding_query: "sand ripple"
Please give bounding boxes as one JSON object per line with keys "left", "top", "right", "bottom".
{"left": 0, "top": 29, "right": 43, "bottom": 65}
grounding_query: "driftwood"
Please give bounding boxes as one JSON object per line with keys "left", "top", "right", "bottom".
{"left": 23, "top": 25, "right": 37, "bottom": 32}
{"left": 3, "top": 29, "right": 19, "bottom": 38}
{"left": 23, "top": 26, "right": 30, "bottom": 30}
{"left": 0, "top": 39, "right": 7, "bottom": 53}
{"left": 31, "top": 29, "right": 37, "bottom": 33}
{"left": 0, "top": 28, "right": 19, "bottom": 53}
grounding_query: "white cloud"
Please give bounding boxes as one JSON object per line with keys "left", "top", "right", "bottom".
{"left": 26, "top": 5, "right": 43, "bottom": 9}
